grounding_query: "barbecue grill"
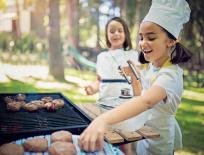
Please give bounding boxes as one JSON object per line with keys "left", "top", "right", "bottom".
{"left": 0, "top": 93, "right": 91, "bottom": 144}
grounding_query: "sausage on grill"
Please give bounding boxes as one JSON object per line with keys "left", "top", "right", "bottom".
{"left": 22, "top": 103, "right": 38, "bottom": 112}
{"left": 6, "top": 101, "right": 24, "bottom": 112}
{"left": 16, "top": 94, "right": 26, "bottom": 101}
{"left": 45, "top": 99, "right": 64, "bottom": 112}
{"left": 52, "top": 99, "right": 64, "bottom": 108}
{"left": 4, "top": 96, "right": 14, "bottom": 104}
{"left": 41, "top": 96, "right": 53, "bottom": 103}
{"left": 30, "top": 100, "right": 45, "bottom": 109}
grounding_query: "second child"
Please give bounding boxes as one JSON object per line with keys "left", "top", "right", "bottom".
{"left": 84, "top": 17, "right": 147, "bottom": 155}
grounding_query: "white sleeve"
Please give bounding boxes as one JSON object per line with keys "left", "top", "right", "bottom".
{"left": 153, "top": 68, "right": 183, "bottom": 108}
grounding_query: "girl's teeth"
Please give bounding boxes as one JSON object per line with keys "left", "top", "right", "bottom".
{"left": 144, "top": 50, "right": 151, "bottom": 53}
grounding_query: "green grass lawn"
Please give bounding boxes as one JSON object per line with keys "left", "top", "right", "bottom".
{"left": 0, "top": 66, "right": 203, "bottom": 155}
{"left": 176, "top": 89, "right": 204, "bottom": 155}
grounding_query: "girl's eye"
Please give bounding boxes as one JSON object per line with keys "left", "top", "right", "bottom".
{"left": 110, "top": 29, "right": 115, "bottom": 33}
{"left": 148, "top": 37, "right": 156, "bottom": 41}
{"left": 138, "top": 36, "right": 143, "bottom": 41}
{"left": 147, "top": 34, "right": 156, "bottom": 41}
{"left": 118, "top": 29, "right": 123, "bottom": 33}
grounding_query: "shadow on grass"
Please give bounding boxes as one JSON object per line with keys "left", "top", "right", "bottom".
{"left": 181, "top": 97, "right": 204, "bottom": 106}
{"left": 0, "top": 80, "right": 38, "bottom": 93}
{"left": 176, "top": 97, "right": 204, "bottom": 154}
{"left": 184, "top": 86, "right": 204, "bottom": 94}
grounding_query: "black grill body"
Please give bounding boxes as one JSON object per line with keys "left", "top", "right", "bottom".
{"left": 0, "top": 93, "right": 91, "bottom": 144}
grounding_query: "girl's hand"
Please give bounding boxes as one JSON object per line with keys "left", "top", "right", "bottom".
{"left": 119, "top": 66, "right": 131, "bottom": 76}
{"left": 78, "top": 117, "right": 108, "bottom": 152}
{"left": 84, "top": 85, "right": 97, "bottom": 95}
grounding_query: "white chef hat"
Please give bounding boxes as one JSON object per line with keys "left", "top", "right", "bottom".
{"left": 142, "top": 0, "right": 191, "bottom": 38}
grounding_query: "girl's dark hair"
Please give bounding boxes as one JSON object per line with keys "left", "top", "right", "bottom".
{"left": 105, "top": 17, "right": 132, "bottom": 51}
{"left": 138, "top": 28, "right": 192, "bottom": 64}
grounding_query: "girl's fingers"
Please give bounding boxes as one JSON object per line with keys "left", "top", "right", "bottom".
{"left": 85, "top": 86, "right": 93, "bottom": 95}
{"left": 83, "top": 136, "right": 91, "bottom": 151}
{"left": 79, "top": 133, "right": 98, "bottom": 152}
{"left": 79, "top": 130, "right": 104, "bottom": 152}
{"left": 79, "top": 118, "right": 107, "bottom": 152}
{"left": 89, "top": 135, "right": 97, "bottom": 152}
{"left": 98, "top": 132, "right": 104, "bottom": 151}
{"left": 79, "top": 132, "right": 90, "bottom": 151}
{"left": 119, "top": 68, "right": 125, "bottom": 76}
{"left": 78, "top": 131, "right": 85, "bottom": 148}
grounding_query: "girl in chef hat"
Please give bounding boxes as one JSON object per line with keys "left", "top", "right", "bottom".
{"left": 79, "top": 0, "right": 192, "bottom": 155}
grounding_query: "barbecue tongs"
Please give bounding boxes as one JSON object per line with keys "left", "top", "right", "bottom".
{"left": 118, "top": 60, "right": 140, "bottom": 84}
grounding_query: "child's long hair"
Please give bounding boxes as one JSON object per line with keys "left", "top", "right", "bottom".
{"left": 105, "top": 17, "right": 132, "bottom": 51}
{"left": 138, "top": 28, "right": 192, "bottom": 64}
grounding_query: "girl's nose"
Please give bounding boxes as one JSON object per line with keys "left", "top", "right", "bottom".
{"left": 115, "top": 31, "right": 120, "bottom": 35}
{"left": 139, "top": 39, "right": 148, "bottom": 50}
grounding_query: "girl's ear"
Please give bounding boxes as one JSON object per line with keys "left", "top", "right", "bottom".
{"left": 167, "top": 39, "right": 177, "bottom": 48}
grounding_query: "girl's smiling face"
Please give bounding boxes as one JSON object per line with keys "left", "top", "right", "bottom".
{"left": 138, "top": 22, "right": 174, "bottom": 67}
{"left": 107, "top": 20, "right": 125, "bottom": 50}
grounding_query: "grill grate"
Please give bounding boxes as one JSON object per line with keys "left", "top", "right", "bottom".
{"left": 0, "top": 93, "right": 91, "bottom": 144}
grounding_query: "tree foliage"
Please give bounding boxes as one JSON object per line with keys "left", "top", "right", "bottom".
{"left": 0, "top": 0, "right": 203, "bottom": 85}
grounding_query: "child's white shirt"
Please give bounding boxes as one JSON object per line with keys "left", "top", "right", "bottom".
{"left": 137, "top": 63, "right": 183, "bottom": 155}
{"left": 96, "top": 48, "right": 140, "bottom": 102}
{"left": 96, "top": 49, "right": 150, "bottom": 132}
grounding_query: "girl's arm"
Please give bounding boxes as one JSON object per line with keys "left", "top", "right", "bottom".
{"left": 84, "top": 75, "right": 101, "bottom": 95}
{"left": 79, "top": 85, "right": 166, "bottom": 152}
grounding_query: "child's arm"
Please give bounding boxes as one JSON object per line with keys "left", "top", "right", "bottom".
{"left": 79, "top": 85, "right": 166, "bottom": 152}
{"left": 84, "top": 75, "right": 101, "bottom": 95}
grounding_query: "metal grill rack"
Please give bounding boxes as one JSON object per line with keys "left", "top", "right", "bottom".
{"left": 0, "top": 93, "right": 91, "bottom": 144}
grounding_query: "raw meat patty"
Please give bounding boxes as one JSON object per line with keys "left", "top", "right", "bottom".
{"left": 48, "top": 141, "right": 76, "bottom": 155}
{"left": 0, "top": 143, "right": 24, "bottom": 155}
{"left": 23, "top": 137, "right": 48, "bottom": 152}
{"left": 51, "top": 130, "right": 72, "bottom": 143}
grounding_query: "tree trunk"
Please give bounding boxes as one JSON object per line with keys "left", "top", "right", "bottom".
{"left": 120, "top": 0, "right": 126, "bottom": 19}
{"left": 135, "top": 0, "right": 151, "bottom": 47}
{"left": 135, "top": 0, "right": 142, "bottom": 47}
{"left": 48, "top": 0, "right": 65, "bottom": 81}
{"left": 67, "top": 0, "right": 79, "bottom": 48}
{"left": 31, "top": 0, "right": 47, "bottom": 38}
{"left": 96, "top": 4, "right": 100, "bottom": 49}
{"left": 14, "top": 0, "right": 21, "bottom": 37}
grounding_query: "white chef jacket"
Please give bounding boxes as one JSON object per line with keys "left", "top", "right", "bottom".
{"left": 137, "top": 63, "right": 183, "bottom": 155}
